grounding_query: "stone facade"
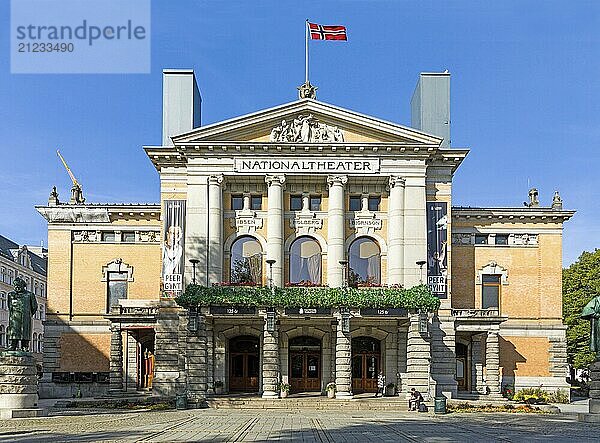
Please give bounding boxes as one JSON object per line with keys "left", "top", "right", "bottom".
{"left": 35, "top": 69, "right": 574, "bottom": 402}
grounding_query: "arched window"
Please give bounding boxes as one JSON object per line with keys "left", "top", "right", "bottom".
{"left": 348, "top": 237, "right": 381, "bottom": 286}
{"left": 289, "top": 236, "right": 322, "bottom": 286}
{"left": 0, "top": 325, "right": 5, "bottom": 348}
{"left": 230, "top": 236, "right": 263, "bottom": 285}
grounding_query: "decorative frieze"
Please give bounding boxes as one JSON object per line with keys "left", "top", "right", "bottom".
{"left": 73, "top": 230, "right": 160, "bottom": 243}
{"left": 269, "top": 114, "right": 345, "bottom": 143}
{"left": 451, "top": 233, "right": 539, "bottom": 246}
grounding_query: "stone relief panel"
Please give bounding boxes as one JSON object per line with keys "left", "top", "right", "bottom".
{"left": 269, "top": 114, "right": 345, "bottom": 143}
{"left": 231, "top": 213, "right": 264, "bottom": 234}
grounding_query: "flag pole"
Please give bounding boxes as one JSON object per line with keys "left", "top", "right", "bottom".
{"left": 305, "top": 19, "right": 309, "bottom": 83}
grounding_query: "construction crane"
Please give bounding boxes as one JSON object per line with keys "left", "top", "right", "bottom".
{"left": 57, "top": 150, "right": 85, "bottom": 204}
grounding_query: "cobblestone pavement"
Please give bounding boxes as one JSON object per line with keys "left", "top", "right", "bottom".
{"left": 0, "top": 409, "right": 598, "bottom": 442}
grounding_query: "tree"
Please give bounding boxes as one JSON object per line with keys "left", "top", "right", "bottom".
{"left": 563, "top": 249, "right": 600, "bottom": 369}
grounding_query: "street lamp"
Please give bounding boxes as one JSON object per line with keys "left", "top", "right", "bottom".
{"left": 416, "top": 260, "right": 426, "bottom": 285}
{"left": 189, "top": 258, "right": 200, "bottom": 284}
{"left": 266, "top": 259, "right": 276, "bottom": 289}
{"left": 339, "top": 259, "right": 348, "bottom": 288}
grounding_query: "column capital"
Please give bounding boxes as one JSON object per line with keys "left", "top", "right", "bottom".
{"left": 327, "top": 175, "right": 348, "bottom": 187}
{"left": 265, "top": 174, "right": 286, "bottom": 186}
{"left": 389, "top": 175, "right": 406, "bottom": 188}
{"left": 110, "top": 323, "right": 121, "bottom": 333}
{"left": 208, "top": 174, "right": 225, "bottom": 186}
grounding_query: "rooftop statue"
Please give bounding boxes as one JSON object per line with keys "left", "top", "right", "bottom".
{"left": 7, "top": 277, "right": 38, "bottom": 353}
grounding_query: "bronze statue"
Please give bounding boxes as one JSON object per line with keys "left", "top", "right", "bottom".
{"left": 7, "top": 277, "right": 38, "bottom": 352}
{"left": 581, "top": 295, "right": 600, "bottom": 355}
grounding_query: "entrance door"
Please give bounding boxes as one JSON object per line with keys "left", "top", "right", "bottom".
{"left": 351, "top": 336, "right": 381, "bottom": 393}
{"left": 289, "top": 337, "right": 321, "bottom": 392}
{"left": 456, "top": 342, "right": 469, "bottom": 391}
{"left": 229, "top": 336, "right": 260, "bottom": 392}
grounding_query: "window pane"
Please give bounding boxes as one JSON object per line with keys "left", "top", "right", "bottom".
{"left": 482, "top": 274, "right": 501, "bottom": 283}
{"left": 102, "top": 232, "right": 115, "bottom": 242}
{"left": 349, "top": 238, "right": 381, "bottom": 285}
{"left": 482, "top": 284, "right": 499, "bottom": 308}
{"left": 251, "top": 195, "right": 262, "bottom": 210}
{"left": 231, "top": 195, "right": 243, "bottom": 210}
{"left": 290, "top": 195, "right": 302, "bottom": 211}
{"left": 368, "top": 196, "right": 380, "bottom": 211}
{"left": 122, "top": 232, "right": 135, "bottom": 242}
{"left": 475, "top": 234, "right": 488, "bottom": 245}
{"left": 289, "top": 237, "right": 321, "bottom": 285}
{"left": 107, "top": 272, "right": 128, "bottom": 311}
{"left": 230, "top": 236, "right": 262, "bottom": 284}
{"left": 495, "top": 234, "right": 509, "bottom": 245}
{"left": 310, "top": 196, "right": 321, "bottom": 211}
{"left": 349, "top": 196, "right": 361, "bottom": 211}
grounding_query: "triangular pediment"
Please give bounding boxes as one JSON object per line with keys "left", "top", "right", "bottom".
{"left": 171, "top": 99, "right": 442, "bottom": 145}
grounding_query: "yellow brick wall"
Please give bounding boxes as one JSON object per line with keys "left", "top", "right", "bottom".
{"left": 47, "top": 230, "right": 72, "bottom": 315}
{"left": 59, "top": 333, "right": 110, "bottom": 372}
{"left": 499, "top": 336, "right": 550, "bottom": 378}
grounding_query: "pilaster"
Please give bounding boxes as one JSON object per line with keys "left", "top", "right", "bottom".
{"left": 430, "top": 315, "right": 457, "bottom": 398}
{"left": 405, "top": 313, "right": 431, "bottom": 399}
{"left": 471, "top": 334, "right": 486, "bottom": 394}
{"left": 387, "top": 176, "right": 405, "bottom": 286}
{"left": 334, "top": 312, "right": 352, "bottom": 399}
{"left": 485, "top": 330, "right": 501, "bottom": 396}
{"left": 208, "top": 174, "right": 224, "bottom": 285}
{"left": 265, "top": 175, "right": 286, "bottom": 287}
{"left": 327, "top": 175, "right": 347, "bottom": 288}
{"left": 109, "top": 323, "right": 123, "bottom": 394}
{"left": 261, "top": 313, "right": 280, "bottom": 398}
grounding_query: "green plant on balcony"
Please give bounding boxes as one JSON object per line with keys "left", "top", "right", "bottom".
{"left": 175, "top": 284, "right": 440, "bottom": 312}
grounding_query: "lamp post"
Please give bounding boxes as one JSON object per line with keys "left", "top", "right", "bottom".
{"left": 339, "top": 259, "right": 348, "bottom": 288}
{"left": 266, "top": 259, "right": 276, "bottom": 289}
{"left": 416, "top": 260, "right": 426, "bottom": 285}
{"left": 189, "top": 258, "right": 200, "bottom": 285}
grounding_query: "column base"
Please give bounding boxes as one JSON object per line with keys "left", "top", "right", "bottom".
{"left": 335, "top": 391, "right": 353, "bottom": 400}
{"left": 261, "top": 391, "right": 279, "bottom": 399}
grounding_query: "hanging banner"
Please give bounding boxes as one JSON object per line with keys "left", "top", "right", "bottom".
{"left": 162, "top": 200, "right": 186, "bottom": 297}
{"left": 427, "top": 202, "right": 448, "bottom": 299}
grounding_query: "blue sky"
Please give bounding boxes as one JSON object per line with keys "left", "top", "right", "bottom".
{"left": 0, "top": 0, "right": 598, "bottom": 266}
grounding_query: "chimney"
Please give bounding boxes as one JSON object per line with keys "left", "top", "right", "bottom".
{"left": 162, "top": 69, "right": 202, "bottom": 146}
{"left": 411, "top": 72, "right": 450, "bottom": 147}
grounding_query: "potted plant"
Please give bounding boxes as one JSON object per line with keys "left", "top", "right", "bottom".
{"left": 214, "top": 380, "right": 224, "bottom": 395}
{"left": 326, "top": 382, "right": 336, "bottom": 398}
{"left": 385, "top": 382, "right": 396, "bottom": 397}
{"left": 279, "top": 382, "right": 290, "bottom": 398}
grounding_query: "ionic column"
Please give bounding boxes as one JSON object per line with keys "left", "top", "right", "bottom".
{"left": 387, "top": 176, "right": 406, "bottom": 286}
{"left": 486, "top": 330, "right": 501, "bottom": 396}
{"left": 405, "top": 313, "right": 431, "bottom": 399}
{"left": 327, "top": 175, "right": 348, "bottom": 287}
{"left": 334, "top": 312, "right": 352, "bottom": 399}
{"left": 208, "top": 174, "right": 224, "bottom": 284}
{"left": 262, "top": 313, "right": 280, "bottom": 398}
{"left": 109, "top": 323, "right": 123, "bottom": 394}
{"left": 265, "top": 175, "right": 286, "bottom": 287}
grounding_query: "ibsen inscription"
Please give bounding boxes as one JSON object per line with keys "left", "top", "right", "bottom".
{"left": 235, "top": 157, "right": 380, "bottom": 174}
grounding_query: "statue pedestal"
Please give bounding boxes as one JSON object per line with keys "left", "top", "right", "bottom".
{"left": 0, "top": 353, "right": 44, "bottom": 419}
{"left": 579, "top": 361, "right": 600, "bottom": 423}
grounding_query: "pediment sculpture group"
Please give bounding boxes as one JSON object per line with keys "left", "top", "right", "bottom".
{"left": 269, "top": 114, "right": 345, "bottom": 143}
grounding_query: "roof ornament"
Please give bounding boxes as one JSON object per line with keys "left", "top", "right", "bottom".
{"left": 297, "top": 80, "right": 317, "bottom": 99}
{"left": 269, "top": 114, "right": 344, "bottom": 143}
{"left": 57, "top": 150, "right": 85, "bottom": 204}
{"left": 525, "top": 188, "right": 539, "bottom": 208}
{"left": 552, "top": 190, "right": 563, "bottom": 211}
{"left": 48, "top": 186, "right": 59, "bottom": 206}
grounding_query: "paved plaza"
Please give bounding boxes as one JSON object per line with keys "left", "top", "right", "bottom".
{"left": 0, "top": 409, "right": 598, "bottom": 442}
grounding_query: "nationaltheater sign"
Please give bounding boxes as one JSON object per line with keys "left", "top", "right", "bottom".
{"left": 234, "top": 157, "right": 380, "bottom": 174}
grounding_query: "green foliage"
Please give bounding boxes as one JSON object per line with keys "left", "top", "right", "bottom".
{"left": 548, "top": 389, "right": 570, "bottom": 404}
{"left": 175, "top": 284, "right": 440, "bottom": 311}
{"left": 447, "top": 402, "right": 547, "bottom": 414}
{"left": 279, "top": 382, "right": 290, "bottom": 392}
{"left": 563, "top": 249, "right": 600, "bottom": 369}
{"left": 513, "top": 387, "right": 550, "bottom": 404}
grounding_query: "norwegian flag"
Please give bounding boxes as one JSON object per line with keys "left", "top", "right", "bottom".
{"left": 308, "top": 22, "right": 347, "bottom": 41}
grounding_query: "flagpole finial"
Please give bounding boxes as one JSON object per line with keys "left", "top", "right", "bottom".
{"left": 298, "top": 81, "right": 317, "bottom": 99}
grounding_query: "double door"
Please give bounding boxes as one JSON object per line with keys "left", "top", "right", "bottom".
{"left": 352, "top": 353, "right": 380, "bottom": 393}
{"left": 289, "top": 351, "right": 321, "bottom": 392}
{"left": 230, "top": 352, "right": 259, "bottom": 392}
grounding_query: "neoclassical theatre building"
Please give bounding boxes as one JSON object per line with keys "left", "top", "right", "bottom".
{"left": 36, "top": 70, "right": 573, "bottom": 402}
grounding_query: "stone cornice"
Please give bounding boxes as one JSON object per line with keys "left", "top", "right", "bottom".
{"left": 452, "top": 206, "right": 575, "bottom": 222}
{"left": 36, "top": 204, "right": 161, "bottom": 224}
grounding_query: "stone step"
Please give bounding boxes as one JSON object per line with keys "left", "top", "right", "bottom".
{"left": 205, "top": 397, "right": 427, "bottom": 411}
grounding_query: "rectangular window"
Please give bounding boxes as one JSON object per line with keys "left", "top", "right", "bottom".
{"left": 231, "top": 194, "right": 243, "bottom": 210}
{"left": 8, "top": 270, "right": 13, "bottom": 285}
{"left": 310, "top": 195, "right": 322, "bottom": 211}
{"left": 101, "top": 232, "right": 115, "bottom": 242}
{"left": 122, "top": 232, "right": 135, "bottom": 243}
{"left": 0, "top": 292, "right": 5, "bottom": 310}
{"left": 1, "top": 267, "right": 5, "bottom": 283}
{"left": 482, "top": 274, "right": 501, "bottom": 309}
{"left": 107, "top": 271, "right": 128, "bottom": 313}
{"left": 475, "top": 234, "right": 488, "bottom": 245}
{"left": 251, "top": 195, "right": 262, "bottom": 210}
{"left": 349, "top": 195, "right": 361, "bottom": 211}
{"left": 290, "top": 195, "right": 302, "bottom": 211}
{"left": 495, "top": 234, "right": 509, "bottom": 245}
{"left": 368, "top": 196, "right": 381, "bottom": 212}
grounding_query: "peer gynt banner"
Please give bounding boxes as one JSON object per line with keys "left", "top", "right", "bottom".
{"left": 162, "top": 200, "right": 186, "bottom": 297}
{"left": 427, "top": 202, "right": 448, "bottom": 298}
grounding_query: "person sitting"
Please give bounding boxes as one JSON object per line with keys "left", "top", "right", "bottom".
{"left": 408, "top": 388, "right": 424, "bottom": 411}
